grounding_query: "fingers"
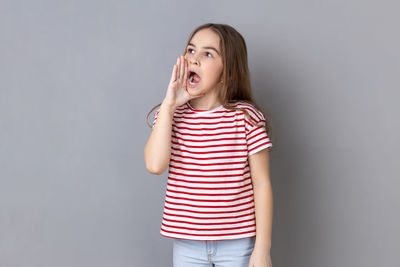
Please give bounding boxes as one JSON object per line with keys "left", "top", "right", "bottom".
{"left": 170, "top": 62, "right": 177, "bottom": 84}
{"left": 179, "top": 56, "right": 185, "bottom": 81}
{"left": 176, "top": 57, "right": 180, "bottom": 81}
{"left": 170, "top": 56, "right": 188, "bottom": 85}
{"left": 183, "top": 57, "right": 188, "bottom": 84}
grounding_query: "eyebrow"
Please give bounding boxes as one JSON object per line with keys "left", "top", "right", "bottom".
{"left": 187, "top": 43, "right": 220, "bottom": 56}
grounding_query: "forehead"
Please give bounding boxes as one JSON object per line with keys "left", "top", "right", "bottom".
{"left": 189, "top": 28, "right": 220, "bottom": 49}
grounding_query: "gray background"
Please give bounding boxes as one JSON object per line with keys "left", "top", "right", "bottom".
{"left": 1, "top": 0, "right": 399, "bottom": 266}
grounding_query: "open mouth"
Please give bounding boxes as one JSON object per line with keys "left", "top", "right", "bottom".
{"left": 188, "top": 71, "right": 201, "bottom": 86}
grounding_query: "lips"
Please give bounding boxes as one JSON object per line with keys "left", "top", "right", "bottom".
{"left": 188, "top": 69, "right": 201, "bottom": 82}
{"left": 187, "top": 69, "right": 201, "bottom": 88}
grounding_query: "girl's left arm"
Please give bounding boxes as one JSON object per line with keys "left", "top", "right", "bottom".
{"left": 249, "top": 148, "right": 273, "bottom": 253}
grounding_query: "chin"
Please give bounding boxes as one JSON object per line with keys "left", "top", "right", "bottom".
{"left": 187, "top": 86, "right": 206, "bottom": 95}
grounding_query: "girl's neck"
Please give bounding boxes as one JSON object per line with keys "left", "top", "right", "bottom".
{"left": 188, "top": 99, "right": 222, "bottom": 110}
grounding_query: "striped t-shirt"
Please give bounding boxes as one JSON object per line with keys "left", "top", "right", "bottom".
{"left": 151, "top": 100, "right": 273, "bottom": 241}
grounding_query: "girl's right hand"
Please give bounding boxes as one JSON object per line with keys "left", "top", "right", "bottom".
{"left": 162, "top": 55, "right": 205, "bottom": 110}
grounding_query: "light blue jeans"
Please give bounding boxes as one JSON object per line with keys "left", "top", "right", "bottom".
{"left": 172, "top": 236, "right": 256, "bottom": 267}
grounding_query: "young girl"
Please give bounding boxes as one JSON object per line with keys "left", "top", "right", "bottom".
{"left": 144, "top": 23, "right": 274, "bottom": 267}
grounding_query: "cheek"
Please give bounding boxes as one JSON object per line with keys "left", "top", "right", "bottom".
{"left": 207, "top": 65, "right": 223, "bottom": 80}
{"left": 206, "top": 63, "right": 222, "bottom": 74}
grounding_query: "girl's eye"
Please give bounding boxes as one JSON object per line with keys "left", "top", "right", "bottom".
{"left": 186, "top": 48, "right": 213, "bottom": 58}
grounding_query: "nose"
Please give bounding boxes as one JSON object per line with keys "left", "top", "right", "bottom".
{"left": 185, "top": 54, "right": 199, "bottom": 66}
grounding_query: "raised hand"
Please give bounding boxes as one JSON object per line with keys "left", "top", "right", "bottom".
{"left": 162, "top": 55, "right": 205, "bottom": 109}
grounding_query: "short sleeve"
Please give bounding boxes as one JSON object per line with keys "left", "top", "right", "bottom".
{"left": 245, "top": 110, "right": 273, "bottom": 156}
{"left": 152, "top": 108, "right": 160, "bottom": 129}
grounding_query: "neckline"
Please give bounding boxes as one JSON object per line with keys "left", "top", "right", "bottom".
{"left": 186, "top": 102, "right": 224, "bottom": 113}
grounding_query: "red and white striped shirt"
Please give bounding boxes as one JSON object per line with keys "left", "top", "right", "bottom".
{"left": 151, "top": 100, "right": 273, "bottom": 241}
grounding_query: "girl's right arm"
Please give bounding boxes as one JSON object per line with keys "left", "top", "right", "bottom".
{"left": 144, "top": 55, "right": 205, "bottom": 175}
{"left": 143, "top": 101, "right": 176, "bottom": 175}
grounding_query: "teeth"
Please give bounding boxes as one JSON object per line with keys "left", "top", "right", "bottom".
{"left": 188, "top": 72, "right": 198, "bottom": 86}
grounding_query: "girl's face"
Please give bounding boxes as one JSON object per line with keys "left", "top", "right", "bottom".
{"left": 183, "top": 28, "right": 223, "bottom": 96}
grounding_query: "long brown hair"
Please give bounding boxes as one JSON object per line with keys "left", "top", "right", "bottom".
{"left": 146, "top": 23, "right": 273, "bottom": 137}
